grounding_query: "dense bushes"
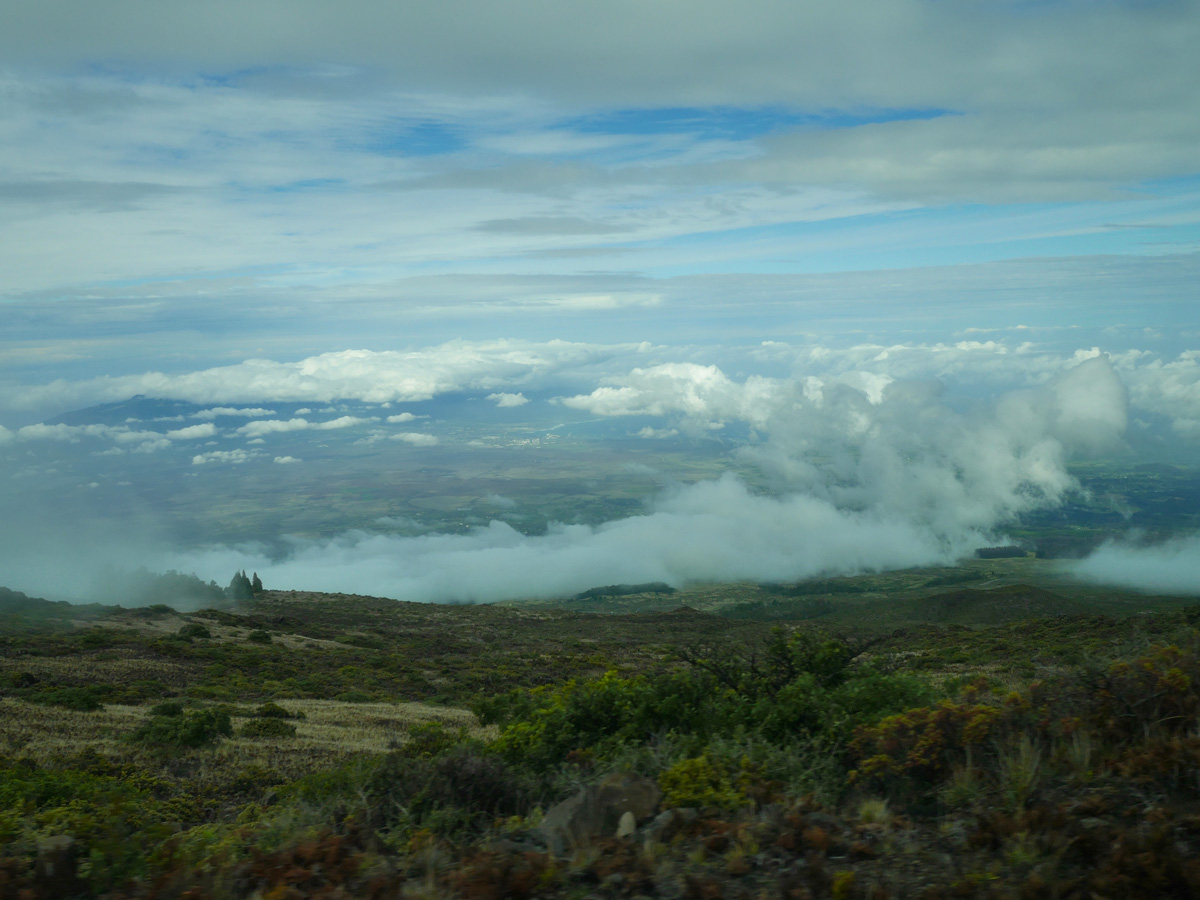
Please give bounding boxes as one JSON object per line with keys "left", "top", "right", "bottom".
{"left": 848, "top": 639, "right": 1200, "bottom": 810}
{"left": 130, "top": 707, "right": 233, "bottom": 749}
{"left": 479, "top": 629, "right": 935, "bottom": 783}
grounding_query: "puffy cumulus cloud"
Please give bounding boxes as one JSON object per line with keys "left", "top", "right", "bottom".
{"left": 192, "top": 449, "right": 255, "bottom": 465}
{"left": 273, "top": 455, "right": 301, "bottom": 465}
{"left": 1, "top": 341, "right": 634, "bottom": 414}
{"left": 192, "top": 407, "right": 276, "bottom": 419}
{"left": 392, "top": 432, "right": 439, "bottom": 446}
{"left": 560, "top": 363, "right": 781, "bottom": 431}
{"left": 993, "top": 356, "right": 1129, "bottom": 458}
{"left": 564, "top": 353, "right": 1136, "bottom": 541}
{"left": 164, "top": 423, "right": 217, "bottom": 440}
{"left": 1119, "top": 351, "right": 1200, "bottom": 440}
{"left": 235, "top": 416, "right": 376, "bottom": 438}
{"left": 386, "top": 413, "right": 417, "bottom": 423}
{"left": 236, "top": 418, "right": 310, "bottom": 437}
{"left": 165, "top": 475, "right": 960, "bottom": 604}
{"left": 14, "top": 421, "right": 175, "bottom": 453}
{"left": 1072, "top": 536, "right": 1200, "bottom": 596}
{"left": 488, "top": 392, "right": 529, "bottom": 408}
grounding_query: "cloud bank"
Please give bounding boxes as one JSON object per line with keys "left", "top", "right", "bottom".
{"left": 1073, "top": 537, "right": 1200, "bottom": 596}
{"left": 155, "top": 353, "right": 1135, "bottom": 603}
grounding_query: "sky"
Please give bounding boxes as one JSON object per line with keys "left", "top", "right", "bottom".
{"left": 2, "top": 1, "right": 1199, "bottom": 600}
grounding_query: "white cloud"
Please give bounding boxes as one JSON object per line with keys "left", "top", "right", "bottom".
{"left": 0, "top": 341, "right": 632, "bottom": 414}
{"left": 235, "top": 415, "right": 375, "bottom": 438}
{"left": 391, "top": 432, "right": 439, "bottom": 446}
{"left": 487, "top": 392, "right": 529, "bottom": 408}
{"left": 386, "top": 412, "right": 417, "bottom": 423}
{"left": 164, "top": 423, "right": 217, "bottom": 440}
{"left": 1072, "top": 536, "right": 1200, "bottom": 596}
{"left": 273, "top": 455, "right": 301, "bottom": 464}
{"left": 166, "top": 474, "right": 964, "bottom": 604}
{"left": 236, "top": 417, "right": 312, "bottom": 437}
{"left": 192, "top": 449, "right": 254, "bottom": 465}
{"left": 192, "top": 407, "right": 277, "bottom": 419}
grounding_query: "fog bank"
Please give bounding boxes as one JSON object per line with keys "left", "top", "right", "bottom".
{"left": 1072, "top": 536, "right": 1200, "bottom": 596}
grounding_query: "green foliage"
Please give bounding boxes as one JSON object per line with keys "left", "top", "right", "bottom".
{"left": 176, "top": 622, "right": 212, "bottom": 640}
{"left": 239, "top": 718, "right": 297, "bottom": 739}
{"left": 148, "top": 700, "right": 186, "bottom": 717}
{"left": 252, "top": 701, "right": 303, "bottom": 719}
{"left": 247, "top": 629, "right": 272, "bottom": 644}
{"left": 398, "top": 721, "right": 469, "bottom": 759}
{"left": 227, "top": 570, "right": 254, "bottom": 602}
{"left": 368, "top": 745, "right": 539, "bottom": 837}
{"left": 657, "top": 753, "right": 750, "bottom": 810}
{"left": 485, "top": 629, "right": 935, "bottom": 774}
{"left": 27, "top": 685, "right": 107, "bottom": 711}
{"left": 129, "top": 707, "right": 232, "bottom": 749}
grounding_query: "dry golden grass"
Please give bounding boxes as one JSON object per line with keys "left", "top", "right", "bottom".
{"left": 0, "top": 647, "right": 195, "bottom": 688}
{"left": 1, "top": 695, "right": 492, "bottom": 793}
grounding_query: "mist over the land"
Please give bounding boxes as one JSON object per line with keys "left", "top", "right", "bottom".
{"left": 3, "top": 339, "right": 1197, "bottom": 603}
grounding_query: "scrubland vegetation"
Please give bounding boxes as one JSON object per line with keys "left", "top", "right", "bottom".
{"left": 3, "top": 576, "right": 1200, "bottom": 899}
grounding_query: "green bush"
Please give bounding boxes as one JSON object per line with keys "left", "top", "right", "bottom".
{"left": 130, "top": 708, "right": 232, "bottom": 749}
{"left": 29, "top": 685, "right": 107, "bottom": 711}
{"left": 247, "top": 630, "right": 272, "bottom": 644}
{"left": 485, "top": 631, "right": 937, "bottom": 774}
{"left": 177, "top": 622, "right": 212, "bottom": 640}
{"left": 657, "top": 753, "right": 750, "bottom": 810}
{"left": 252, "top": 701, "right": 303, "bottom": 719}
{"left": 239, "top": 718, "right": 297, "bottom": 739}
{"left": 368, "top": 745, "right": 539, "bottom": 836}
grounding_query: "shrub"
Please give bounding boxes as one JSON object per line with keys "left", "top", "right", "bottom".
{"left": 130, "top": 708, "right": 232, "bottom": 749}
{"left": 247, "top": 630, "right": 272, "bottom": 644}
{"left": 253, "top": 701, "right": 303, "bottom": 719}
{"left": 657, "top": 753, "right": 750, "bottom": 810}
{"left": 149, "top": 700, "right": 186, "bottom": 717}
{"left": 848, "top": 700, "right": 1002, "bottom": 789}
{"left": 29, "top": 685, "right": 106, "bottom": 711}
{"left": 398, "top": 721, "right": 468, "bottom": 758}
{"left": 368, "top": 746, "right": 538, "bottom": 836}
{"left": 177, "top": 623, "right": 212, "bottom": 640}
{"left": 239, "top": 718, "right": 297, "bottom": 739}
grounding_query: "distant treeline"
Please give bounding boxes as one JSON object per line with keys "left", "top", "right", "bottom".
{"left": 974, "top": 546, "right": 1028, "bottom": 559}
{"left": 90, "top": 567, "right": 264, "bottom": 607}
{"left": 573, "top": 582, "right": 677, "bottom": 601}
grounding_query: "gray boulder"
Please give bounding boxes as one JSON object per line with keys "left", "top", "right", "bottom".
{"left": 539, "top": 772, "right": 661, "bottom": 854}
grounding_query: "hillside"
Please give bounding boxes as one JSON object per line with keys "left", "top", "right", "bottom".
{"left": 3, "top": 575, "right": 1200, "bottom": 898}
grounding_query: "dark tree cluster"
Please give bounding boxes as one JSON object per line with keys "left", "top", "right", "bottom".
{"left": 226, "top": 570, "right": 264, "bottom": 601}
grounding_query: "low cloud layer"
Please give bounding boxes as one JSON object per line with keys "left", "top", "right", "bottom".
{"left": 152, "top": 353, "right": 1138, "bottom": 603}
{"left": 165, "top": 476, "right": 967, "bottom": 604}
{"left": 2, "top": 339, "right": 1197, "bottom": 604}
{"left": 1073, "top": 536, "right": 1200, "bottom": 596}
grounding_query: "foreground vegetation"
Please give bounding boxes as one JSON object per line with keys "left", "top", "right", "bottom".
{"left": 3, "top": 575, "right": 1200, "bottom": 899}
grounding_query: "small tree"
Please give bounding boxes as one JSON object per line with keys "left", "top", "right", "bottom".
{"left": 226, "top": 570, "right": 253, "bottom": 602}
{"left": 251, "top": 572, "right": 264, "bottom": 595}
